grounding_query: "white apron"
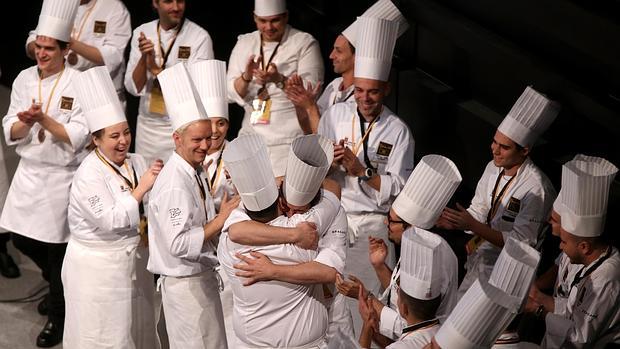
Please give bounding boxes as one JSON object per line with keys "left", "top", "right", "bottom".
{"left": 0, "top": 159, "right": 76, "bottom": 242}
{"left": 62, "top": 235, "right": 157, "bottom": 349}
{"left": 135, "top": 114, "right": 175, "bottom": 165}
{"left": 0, "top": 138, "right": 9, "bottom": 233}
{"left": 159, "top": 269, "right": 228, "bottom": 349}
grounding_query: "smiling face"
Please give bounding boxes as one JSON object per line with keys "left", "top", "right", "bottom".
{"left": 208, "top": 117, "right": 229, "bottom": 153}
{"left": 490, "top": 130, "right": 528, "bottom": 174}
{"left": 329, "top": 35, "right": 354, "bottom": 75}
{"left": 153, "top": 0, "right": 185, "bottom": 29}
{"left": 93, "top": 122, "right": 131, "bottom": 166}
{"left": 254, "top": 12, "right": 288, "bottom": 42}
{"left": 173, "top": 120, "right": 212, "bottom": 168}
{"left": 354, "top": 78, "right": 389, "bottom": 120}
{"left": 34, "top": 36, "right": 68, "bottom": 76}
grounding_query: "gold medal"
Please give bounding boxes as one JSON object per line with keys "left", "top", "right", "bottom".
{"left": 139, "top": 216, "right": 148, "bottom": 247}
{"left": 37, "top": 128, "right": 46, "bottom": 143}
{"left": 250, "top": 87, "right": 272, "bottom": 125}
{"left": 149, "top": 79, "right": 167, "bottom": 115}
{"left": 67, "top": 52, "right": 78, "bottom": 66}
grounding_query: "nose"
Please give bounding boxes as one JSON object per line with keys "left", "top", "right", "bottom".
{"left": 329, "top": 49, "right": 337, "bottom": 60}
{"left": 491, "top": 143, "right": 499, "bottom": 155}
{"left": 171, "top": 1, "right": 179, "bottom": 10}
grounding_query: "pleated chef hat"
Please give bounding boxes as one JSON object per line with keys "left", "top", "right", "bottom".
{"left": 342, "top": 0, "right": 409, "bottom": 47}
{"left": 353, "top": 16, "right": 399, "bottom": 82}
{"left": 489, "top": 237, "right": 540, "bottom": 308}
{"left": 157, "top": 62, "right": 208, "bottom": 132}
{"left": 392, "top": 155, "right": 462, "bottom": 229}
{"left": 223, "top": 134, "right": 278, "bottom": 212}
{"left": 36, "top": 0, "right": 79, "bottom": 42}
{"left": 188, "top": 60, "right": 229, "bottom": 120}
{"left": 497, "top": 86, "right": 560, "bottom": 148}
{"left": 552, "top": 154, "right": 596, "bottom": 217}
{"left": 558, "top": 155, "right": 618, "bottom": 237}
{"left": 434, "top": 278, "right": 520, "bottom": 349}
{"left": 255, "top": 0, "right": 286, "bottom": 16}
{"left": 283, "top": 135, "right": 334, "bottom": 206}
{"left": 400, "top": 228, "right": 444, "bottom": 300}
{"left": 72, "top": 67, "right": 126, "bottom": 133}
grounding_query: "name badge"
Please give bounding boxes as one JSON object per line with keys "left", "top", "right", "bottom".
{"left": 93, "top": 21, "right": 107, "bottom": 34}
{"left": 149, "top": 79, "right": 167, "bottom": 115}
{"left": 376, "top": 142, "right": 393, "bottom": 157}
{"left": 502, "top": 197, "right": 521, "bottom": 222}
{"left": 178, "top": 46, "right": 191, "bottom": 59}
{"left": 60, "top": 96, "right": 74, "bottom": 111}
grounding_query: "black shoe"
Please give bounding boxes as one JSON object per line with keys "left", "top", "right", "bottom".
{"left": 36, "top": 320, "right": 63, "bottom": 348}
{"left": 37, "top": 294, "right": 49, "bottom": 316}
{"left": 0, "top": 251, "right": 20, "bottom": 278}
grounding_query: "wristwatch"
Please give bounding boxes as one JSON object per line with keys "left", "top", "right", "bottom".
{"left": 275, "top": 74, "right": 286, "bottom": 89}
{"left": 358, "top": 167, "right": 375, "bottom": 181}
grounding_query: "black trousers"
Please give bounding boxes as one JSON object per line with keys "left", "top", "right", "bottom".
{"left": 0, "top": 232, "right": 9, "bottom": 252}
{"left": 12, "top": 233, "right": 67, "bottom": 326}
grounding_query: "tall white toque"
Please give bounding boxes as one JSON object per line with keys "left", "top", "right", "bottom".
{"left": 435, "top": 238, "right": 540, "bottom": 349}
{"left": 342, "top": 0, "right": 409, "bottom": 47}
{"left": 558, "top": 155, "right": 618, "bottom": 237}
{"left": 157, "top": 62, "right": 208, "bottom": 132}
{"left": 188, "top": 60, "right": 229, "bottom": 120}
{"left": 72, "top": 66, "right": 126, "bottom": 133}
{"left": 400, "top": 228, "right": 444, "bottom": 300}
{"left": 283, "top": 134, "right": 334, "bottom": 206}
{"left": 392, "top": 155, "right": 462, "bottom": 229}
{"left": 254, "top": 0, "right": 286, "bottom": 17}
{"left": 223, "top": 134, "right": 278, "bottom": 212}
{"left": 36, "top": 0, "right": 79, "bottom": 42}
{"left": 497, "top": 86, "right": 561, "bottom": 148}
{"left": 353, "top": 16, "right": 399, "bottom": 82}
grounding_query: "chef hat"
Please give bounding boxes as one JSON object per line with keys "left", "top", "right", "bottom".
{"left": 283, "top": 135, "right": 334, "bottom": 206}
{"left": 254, "top": 0, "right": 286, "bottom": 17}
{"left": 353, "top": 16, "right": 399, "bottom": 82}
{"left": 223, "top": 134, "right": 278, "bottom": 212}
{"left": 157, "top": 62, "right": 208, "bottom": 132}
{"left": 434, "top": 278, "right": 520, "bottom": 349}
{"left": 489, "top": 237, "right": 540, "bottom": 306}
{"left": 72, "top": 66, "right": 126, "bottom": 133}
{"left": 187, "top": 60, "right": 229, "bottom": 120}
{"left": 342, "top": 0, "right": 409, "bottom": 47}
{"left": 497, "top": 86, "right": 560, "bottom": 148}
{"left": 558, "top": 155, "right": 618, "bottom": 237}
{"left": 392, "top": 155, "right": 462, "bottom": 229}
{"left": 35, "top": 0, "right": 79, "bottom": 42}
{"left": 400, "top": 227, "right": 444, "bottom": 300}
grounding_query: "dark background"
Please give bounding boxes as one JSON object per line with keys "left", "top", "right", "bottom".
{"left": 2, "top": 0, "right": 619, "bottom": 233}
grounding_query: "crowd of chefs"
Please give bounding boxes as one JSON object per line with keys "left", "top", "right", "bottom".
{"left": 0, "top": 0, "right": 618, "bottom": 348}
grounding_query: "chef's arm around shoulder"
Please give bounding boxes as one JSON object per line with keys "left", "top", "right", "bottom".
{"left": 267, "top": 261, "right": 337, "bottom": 284}
{"left": 228, "top": 220, "right": 314, "bottom": 247}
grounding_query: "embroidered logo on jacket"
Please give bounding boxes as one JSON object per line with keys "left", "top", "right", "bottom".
{"left": 376, "top": 142, "right": 393, "bottom": 157}
{"left": 501, "top": 197, "right": 521, "bottom": 222}
{"left": 94, "top": 21, "right": 107, "bottom": 34}
{"left": 60, "top": 97, "right": 74, "bottom": 110}
{"left": 178, "top": 46, "right": 191, "bottom": 59}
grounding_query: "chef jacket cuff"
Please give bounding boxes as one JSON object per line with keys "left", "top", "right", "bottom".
{"left": 376, "top": 174, "right": 392, "bottom": 206}
{"left": 315, "top": 249, "right": 344, "bottom": 274}
{"left": 119, "top": 195, "right": 140, "bottom": 229}
{"left": 379, "top": 306, "right": 403, "bottom": 340}
{"left": 185, "top": 226, "right": 206, "bottom": 262}
{"left": 3, "top": 118, "right": 29, "bottom": 146}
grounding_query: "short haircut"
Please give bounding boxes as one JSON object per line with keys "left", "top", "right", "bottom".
{"left": 246, "top": 199, "right": 279, "bottom": 223}
{"left": 399, "top": 287, "right": 442, "bottom": 321}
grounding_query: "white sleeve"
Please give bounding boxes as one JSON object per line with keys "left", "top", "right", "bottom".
{"left": 124, "top": 27, "right": 145, "bottom": 96}
{"left": 467, "top": 166, "right": 492, "bottom": 225}
{"left": 98, "top": 3, "right": 132, "bottom": 77}
{"left": 192, "top": 29, "right": 214, "bottom": 61}
{"left": 499, "top": 184, "right": 555, "bottom": 246}
{"left": 226, "top": 37, "right": 252, "bottom": 106}
{"left": 221, "top": 206, "right": 252, "bottom": 234}
{"left": 62, "top": 87, "right": 91, "bottom": 152}
{"left": 2, "top": 73, "right": 31, "bottom": 146}
{"left": 379, "top": 305, "right": 405, "bottom": 340}
{"left": 315, "top": 206, "right": 348, "bottom": 273}
{"left": 151, "top": 188, "right": 206, "bottom": 261}
{"left": 295, "top": 35, "right": 324, "bottom": 91}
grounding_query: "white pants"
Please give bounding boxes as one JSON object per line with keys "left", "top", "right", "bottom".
{"left": 326, "top": 293, "right": 355, "bottom": 344}
{"left": 160, "top": 269, "right": 228, "bottom": 349}
{"left": 344, "top": 213, "right": 396, "bottom": 341}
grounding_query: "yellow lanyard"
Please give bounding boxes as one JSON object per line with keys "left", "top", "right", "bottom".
{"left": 351, "top": 113, "right": 378, "bottom": 156}
{"left": 208, "top": 145, "right": 225, "bottom": 196}
{"left": 95, "top": 148, "right": 136, "bottom": 190}
{"left": 37, "top": 65, "right": 65, "bottom": 116}
{"left": 73, "top": 0, "right": 98, "bottom": 41}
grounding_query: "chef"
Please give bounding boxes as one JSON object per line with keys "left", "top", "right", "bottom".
{"left": 338, "top": 155, "right": 460, "bottom": 346}
{"left": 26, "top": 0, "right": 132, "bottom": 104}
{"left": 188, "top": 59, "right": 236, "bottom": 212}
{"left": 227, "top": 0, "right": 324, "bottom": 176}
{"left": 286, "top": 0, "right": 409, "bottom": 134}
{"left": 219, "top": 134, "right": 330, "bottom": 348}
{"left": 526, "top": 155, "right": 620, "bottom": 348}
{"left": 124, "top": 0, "right": 214, "bottom": 164}
{"left": 146, "top": 62, "right": 238, "bottom": 349}
{"left": 317, "top": 15, "right": 415, "bottom": 337}
{"left": 64, "top": 66, "right": 162, "bottom": 349}
{"left": 0, "top": 0, "right": 88, "bottom": 346}
{"left": 438, "top": 86, "right": 559, "bottom": 298}
{"left": 429, "top": 237, "right": 541, "bottom": 349}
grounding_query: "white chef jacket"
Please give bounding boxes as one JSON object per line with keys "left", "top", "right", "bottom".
{"left": 0, "top": 66, "right": 89, "bottom": 243}
{"left": 28, "top": 0, "right": 131, "bottom": 98}
{"left": 379, "top": 227, "right": 458, "bottom": 340}
{"left": 492, "top": 332, "right": 541, "bottom": 348}
{"left": 553, "top": 252, "right": 582, "bottom": 317}
{"left": 316, "top": 77, "right": 355, "bottom": 115}
{"left": 543, "top": 247, "right": 620, "bottom": 348}
{"left": 124, "top": 19, "right": 214, "bottom": 164}
{"left": 385, "top": 321, "right": 439, "bottom": 349}
{"left": 204, "top": 140, "right": 236, "bottom": 213}
{"left": 318, "top": 102, "right": 415, "bottom": 215}
{"left": 217, "top": 190, "right": 343, "bottom": 348}
{"left": 147, "top": 151, "right": 217, "bottom": 277}
{"left": 227, "top": 25, "right": 324, "bottom": 176}
{"left": 458, "top": 158, "right": 556, "bottom": 296}
{"left": 68, "top": 151, "right": 147, "bottom": 242}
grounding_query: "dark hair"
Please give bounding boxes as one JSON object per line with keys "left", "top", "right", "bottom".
{"left": 399, "top": 287, "right": 442, "bottom": 321}
{"left": 246, "top": 199, "right": 279, "bottom": 223}
{"left": 58, "top": 40, "right": 69, "bottom": 50}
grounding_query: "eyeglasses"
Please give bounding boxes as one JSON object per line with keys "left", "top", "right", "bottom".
{"left": 387, "top": 215, "right": 406, "bottom": 225}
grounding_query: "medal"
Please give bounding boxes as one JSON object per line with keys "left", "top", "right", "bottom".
{"left": 250, "top": 87, "right": 272, "bottom": 125}
{"left": 67, "top": 52, "right": 78, "bottom": 65}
